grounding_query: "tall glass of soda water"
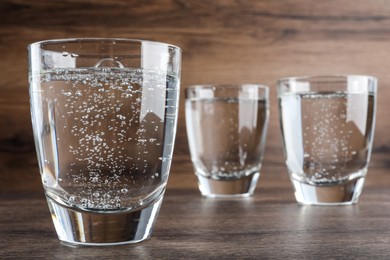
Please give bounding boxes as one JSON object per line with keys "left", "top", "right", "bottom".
{"left": 28, "top": 38, "right": 181, "bottom": 245}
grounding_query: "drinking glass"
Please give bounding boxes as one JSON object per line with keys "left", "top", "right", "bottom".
{"left": 185, "top": 84, "right": 269, "bottom": 197}
{"left": 28, "top": 38, "right": 181, "bottom": 245}
{"left": 278, "top": 75, "right": 377, "bottom": 205}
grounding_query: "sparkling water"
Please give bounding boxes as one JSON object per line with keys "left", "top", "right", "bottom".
{"left": 30, "top": 67, "right": 179, "bottom": 211}
{"left": 279, "top": 91, "right": 375, "bottom": 185}
{"left": 186, "top": 97, "right": 268, "bottom": 180}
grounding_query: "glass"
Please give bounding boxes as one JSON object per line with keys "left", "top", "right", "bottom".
{"left": 278, "top": 75, "right": 377, "bottom": 205}
{"left": 28, "top": 38, "right": 181, "bottom": 245}
{"left": 185, "top": 84, "right": 269, "bottom": 197}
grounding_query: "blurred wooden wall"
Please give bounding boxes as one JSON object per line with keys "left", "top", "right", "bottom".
{"left": 1, "top": 0, "right": 389, "bottom": 192}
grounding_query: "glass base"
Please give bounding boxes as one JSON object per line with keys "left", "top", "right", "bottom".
{"left": 46, "top": 195, "right": 163, "bottom": 246}
{"left": 291, "top": 176, "right": 365, "bottom": 205}
{"left": 196, "top": 172, "right": 260, "bottom": 198}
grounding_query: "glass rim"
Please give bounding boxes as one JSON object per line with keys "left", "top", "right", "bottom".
{"left": 28, "top": 38, "right": 181, "bottom": 52}
{"left": 186, "top": 83, "right": 269, "bottom": 91}
{"left": 278, "top": 75, "right": 377, "bottom": 84}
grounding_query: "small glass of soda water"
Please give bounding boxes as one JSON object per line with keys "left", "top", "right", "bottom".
{"left": 28, "top": 39, "right": 181, "bottom": 245}
{"left": 278, "top": 75, "right": 377, "bottom": 205}
{"left": 185, "top": 84, "right": 269, "bottom": 197}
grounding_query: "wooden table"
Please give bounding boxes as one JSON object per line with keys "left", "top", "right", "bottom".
{"left": 1, "top": 152, "right": 390, "bottom": 259}
{"left": 2, "top": 0, "right": 390, "bottom": 258}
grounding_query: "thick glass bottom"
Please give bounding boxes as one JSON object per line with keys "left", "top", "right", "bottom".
{"left": 196, "top": 172, "right": 260, "bottom": 198}
{"left": 291, "top": 176, "right": 366, "bottom": 205}
{"left": 46, "top": 195, "right": 163, "bottom": 246}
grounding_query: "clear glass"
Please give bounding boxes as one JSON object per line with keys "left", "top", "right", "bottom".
{"left": 185, "top": 84, "right": 269, "bottom": 197}
{"left": 28, "top": 38, "right": 181, "bottom": 245}
{"left": 278, "top": 75, "right": 377, "bottom": 205}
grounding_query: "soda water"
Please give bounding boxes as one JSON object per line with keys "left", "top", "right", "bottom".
{"left": 279, "top": 92, "right": 375, "bottom": 185}
{"left": 186, "top": 97, "right": 268, "bottom": 180}
{"left": 30, "top": 67, "right": 179, "bottom": 212}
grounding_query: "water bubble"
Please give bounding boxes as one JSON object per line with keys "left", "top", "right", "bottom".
{"left": 309, "top": 163, "right": 315, "bottom": 170}
{"left": 121, "top": 188, "right": 128, "bottom": 194}
{"left": 138, "top": 139, "right": 147, "bottom": 144}
{"left": 61, "top": 90, "right": 72, "bottom": 96}
{"left": 81, "top": 198, "right": 87, "bottom": 207}
{"left": 94, "top": 58, "right": 125, "bottom": 68}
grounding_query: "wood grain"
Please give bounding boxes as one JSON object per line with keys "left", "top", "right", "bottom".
{"left": 2, "top": 157, "right": 390, "bottom": 259}
{"left": 1, "top": 0, "right": 390, "bottom": 258}
{"left": 2, "top": 0, "right": 390, "bottom": 159}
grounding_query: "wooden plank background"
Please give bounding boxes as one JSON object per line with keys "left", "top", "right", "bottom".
{"left": 0, "top": 0, "right": 389, "bottom": 191}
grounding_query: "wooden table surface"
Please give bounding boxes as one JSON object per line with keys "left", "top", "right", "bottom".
{"left": 1, "top": 0, "right": 390, "bottom": 259}
{"left": 2, "top": 154, "right": 390, "bottom": 259}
